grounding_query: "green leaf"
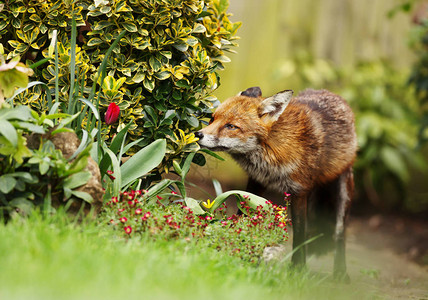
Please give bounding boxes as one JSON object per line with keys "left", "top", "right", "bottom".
{"left": 50, "top": 127, "right": 73, "bottom": 135}
{"left": 185, "top": 37, "right": 198, "bottom": 46}
{"left": 0, "top": 175, "right": 17, "bottom": 193}
{"left": 174, "top": 181, "right": 186, "bottom": 198}
{"left": 184, "top": 197, "right": 205, "bottom": 215}
{"left": 122, "top": 22, "right": 137, "bottom": 32}
{"left": 0, "top": 120, "right": 18, "bottom": 147}
{"left": 212, "top": 179, "right": 223, "bottom": 197}
{"left": 160, "top": 51, "right": 172, "bottom": 59}
{"left": 12, "top": 172, "right": 38, "bottom": 183}
{"left": 43, "top": 185, "right": 52, "bottom": 215}
{"left": 214, "top": 0, "right": 229, "bottom": 14}
{"left": 100, "top": 5, "right": 111, "bottom": 14}
{"left": 146, "top": 179, "right": 174, "bottom": 203}
{"left": 71, "top": 190, "right": 93, "bottom": 203}
{"left": 68, "top": 143, "right": 92, "bottom": 175}
{"left": 63, "top": 187, "right": 72, "bottom": 200}
{"left": 63, "top": 171, "right": 92, "bottom": 190}
{"left": 88, "top": 30, "right": 126, "bottom": 102}
{"left": 103, "top": 145, "right": 122, "bottom": 196}
{"left": 16, "top": 30, "right": 26, "bottom": 42}
{"left": 102, "top": 75, "right": 115, "bottom": 90}
{"left": 132, "top": 72, "right": 145, "bottom": 83}
{"left": 13, "top": 121, "right": 45, "bottom": 134}
{"left": 10, "top": 198, "right": 34, "bottom": 214}
{"left": 114, "top": 77, "right": 127, "bottom": 90}
{"left": 8, "top": 81, "right": 52, "bottom": 104}
{"left": 29, "top": 14, "right": 42, "bottom": 23}
{"left": 154, "top": 71, "right": 170, "bottom": 80}
{"left": 181, "top": 152, "right": 196, "bottom": 180}
{"left": 173, "top": 43, "right": 188, "bottom": 52}
{"left": 213, "top": 55, "right": 231, "bottom": 63}
{"left": 115, "top": 0, "right": 132, "bottom": 12}
{"left": 11, "top": 18, "right": 21, "bottom": 29}
{"left": 29, "top": 27, "right": 40, "bottom": 43}
{"left": 0, "top": 67, "right": 30, "bottom": 98}
{"left": 77, "top": 97, "right": 100, "bottom": 120}
{"left": 87, "top": 37, "right": 103, "bottom": 46}
{"left": 173, "top": 160, "right": 182, "bottom": 176}
{"left": 199, "top": 149, "right": 225, "bottom": 161}
{"left": 39, "top": 159, "right": 50, "bottom": 175}
{"left": 0, "top": 134, "right": 32, "bottom": 164}
{"left": 8, "top": 40, "right": 20, "bottom": 48}
{"left": 52, "top": 112, "right": 80, "bottom": 133}
{"left": 176, "top": 79, "right": 190, "bottom": 88}
{"left": 149, "top": 56, "right": 162, "bottom": 72}
{"left": 380, "top": 147, "right": 409, "bottom": 182}
{"left": 186, "top": 115, "right": 199, "bottom": 127}
{"left": 17, "top": 44, "right": 29, "bottom": 53}
{"left": 110, "top": 122, "right": 133, "bottom": 154}
{"left": 68, "top": 130, "right": 89, "bottom": 161}
{"left": 192, "top": 24, "right": 206, "bottom": 33}
{"left": 120, "top": 139, "right": 166, "bottom": 188}
{"left": 23, "top": 23, "right": 35, "bottom": 32}
{"left": 0, "top": 21, "right": 7, "bottom": 31}
{"left": 122, "top": 138, "right": 144, "bottom": 154}
{"left": 143, "top": 78, "right": 155, "bottom": 91}
{"left": 209, "top": 190, "right": 268, "bottom": 213}
{"left": 45, "top": 113, "right": 70, "bottom": 119}
{"left": 0, "top": 105, "right": 32, "bottom": 121}
{"left": 93, "top": 20, "right": 113, "bottom": 30}
{"left": 192, "top": 152, "right": 206, "bottom": 166}
{"left": 15, "top": 6, "right": 27, "bottom": 13}
{"left": 144, "top": 105, "right": 158, "bottom": 124}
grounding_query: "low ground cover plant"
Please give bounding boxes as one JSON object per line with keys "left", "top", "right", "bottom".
{"left": 102, "top": 188, "right": 290, "bottom": 263}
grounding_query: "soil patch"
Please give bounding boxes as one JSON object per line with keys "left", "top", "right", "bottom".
{"left": 308, "top": 216, "right": 428, "bottom": 299}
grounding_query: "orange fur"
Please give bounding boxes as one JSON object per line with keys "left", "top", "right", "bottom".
{"left": 196, "top": 87, "right": 357, "bottom": 279}
{"left": 198, "top": 89, "right": 356, "bottom": 193}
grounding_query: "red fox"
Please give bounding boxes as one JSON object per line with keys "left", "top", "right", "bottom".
{"left": 195, "top": 87, "right": 357, "bottom": 280}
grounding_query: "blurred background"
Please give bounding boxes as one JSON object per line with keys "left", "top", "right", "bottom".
{"left": 190, "top": 0, "right": 428, "bottom": 219}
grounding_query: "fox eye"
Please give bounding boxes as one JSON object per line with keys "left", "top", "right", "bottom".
{"left": 224, "top": 123, "right": 238, "bottom": 130}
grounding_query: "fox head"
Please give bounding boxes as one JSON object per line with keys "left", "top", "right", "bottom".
{"left": 195, "top": 87, "right": 293, "bottom": 153}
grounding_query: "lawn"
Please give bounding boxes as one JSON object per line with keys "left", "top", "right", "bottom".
{"left": 0, "top": 212, "right": 376, "bottom": 300}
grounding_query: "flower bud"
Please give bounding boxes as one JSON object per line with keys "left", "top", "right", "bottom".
{"left": 105, "top": 102, "right": 120, "bottom": 125}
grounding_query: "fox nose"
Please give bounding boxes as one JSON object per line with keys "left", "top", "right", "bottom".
{"left": 194, "top": 131, "right": 204, "bottom": 139}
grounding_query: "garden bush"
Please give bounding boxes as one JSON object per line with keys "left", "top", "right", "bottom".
{"left": 0, "top": 103, "right": 101, "bottom": 219}
{"left": 0, "top": 0, "right": 240, "bottom": 174}
{"left": 389, "top": 1, "right": 428, "bottom": 145}
{"left": 408, "top": 15, "right": 428, "bottom": 145}
{"left": 338, "top": 62, "right": 424, "bottom": 210}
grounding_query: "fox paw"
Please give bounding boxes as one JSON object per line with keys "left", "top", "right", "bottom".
{"left": 333, "top": 271, "right": 351, "bottom": 284}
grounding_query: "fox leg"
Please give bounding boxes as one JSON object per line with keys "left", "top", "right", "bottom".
{"left": 245, "top": 177, "right": 266, "bottom": 195}
{"left": 290, "top": 193, "right": 308, "bottom": 267}
{"left": 333, "top": 167, "right": 353, "bottom": 281}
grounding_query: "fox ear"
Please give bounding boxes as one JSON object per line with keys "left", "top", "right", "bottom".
{"left": 259, "top": 90, "right": 293, "bottom": 122}
{"left": 239, "top": 86, "right": 262, "bottom": 98}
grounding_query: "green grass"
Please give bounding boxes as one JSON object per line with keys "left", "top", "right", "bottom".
{"left": 0, "top": 212, "right": 375, "bottom": 300}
